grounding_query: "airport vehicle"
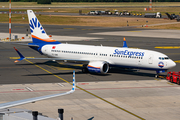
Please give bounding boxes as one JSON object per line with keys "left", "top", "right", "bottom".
{"left": 105, "top": 10, "right": 112, "bottom": 15}
{"left": 165, "top": 13, "right": 179, "bottom": 20}
{"left": 144, "top": 12, "right": 161, "bottom": 18}
{"left": 14, "top": 10, "right": 176, "bottom": 76}
{"left": 0, "top": 71, "right": 75, "bottom": 109}
{"left": 113, "top": 10, "right": 119, "bottom": 15}
{"left": 95, "top": 11, "right": 101, "bottom": 15}
{"left": 88, "top": 11, "right": 95, "bottom": 15}
{"left": 120, "top": 10, "right": 130, "bottom": 16}
{"left": 166, "top": 71, "right": 180, "bottom": 84}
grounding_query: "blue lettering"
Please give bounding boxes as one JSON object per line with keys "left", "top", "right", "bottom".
{"left": 113, "top": 49, "right": 145, "bottom": 57}
{"left": 141, "top": 52, "right": 144, "bottom": 56}
{"left": 114, "top": 49, "right": 119, "bottom": 54}
{"left": 124, "top": 50, "right": 128, "bottom": 55}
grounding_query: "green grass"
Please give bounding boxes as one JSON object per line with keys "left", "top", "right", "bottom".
{"left": 0, "top": 2, "right": 180, "bottom": 8}
{"left": 0, "top": 2, "right": 180, "bottom": 15}
{"left": 0, "top": 13, "right": 172, "bottom": 27}
{"left": 0, "top": 2, "right": 180, "bottom": 29}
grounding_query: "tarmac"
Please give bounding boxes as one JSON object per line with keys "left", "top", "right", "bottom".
{"left": 0, "top": 79, "right": 180, "bottom": 120}
{"left": 0, "top": 23, "right": 180, "bottom": 120}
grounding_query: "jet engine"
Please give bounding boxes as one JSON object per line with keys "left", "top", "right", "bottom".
{"left": 87, "top": 61, "right": 109, "bottom": 74}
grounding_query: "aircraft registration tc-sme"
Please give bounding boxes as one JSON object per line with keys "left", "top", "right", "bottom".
{"left": 14, "top": 10, "right": 176, "bottom": 77}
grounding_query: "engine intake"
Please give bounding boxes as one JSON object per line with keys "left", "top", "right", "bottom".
{"left": 87, "top": 61, "right": 109, "bottom": 74}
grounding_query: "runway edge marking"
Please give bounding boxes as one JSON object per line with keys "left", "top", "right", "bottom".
{"left": 25, "top": 59, "right": 145, "bottom": 120}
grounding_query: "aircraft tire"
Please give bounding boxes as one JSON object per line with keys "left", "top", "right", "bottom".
{"left": 177, "top": 78, "right": 180, "bottom": 85}
{"left": 170, "top": 77, "right": 173, "bottom": 83}
{"left": 82, "top": 68, "right": 88, "bottom": 73}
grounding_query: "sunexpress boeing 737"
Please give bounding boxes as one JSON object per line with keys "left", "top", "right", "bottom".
{"left": 14, "top": 10, "right": 176, "bottom": 77}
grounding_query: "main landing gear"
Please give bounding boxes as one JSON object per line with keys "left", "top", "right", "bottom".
{"left": 82, "top": 64, "right": 88, "bottom": 73}
{"left": 155, "top": 70, "right": 166, "bottom": 78}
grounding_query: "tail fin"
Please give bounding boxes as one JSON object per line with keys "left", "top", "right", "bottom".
{"left": 27, "top": 10, "right": 60, "bottom": 44}
{"left": 165, "top": 13, "right": 173, "bottom": 20}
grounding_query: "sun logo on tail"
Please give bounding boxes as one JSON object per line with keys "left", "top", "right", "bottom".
{"left": 29, "top": 17, "right": 45, "bottom": 34}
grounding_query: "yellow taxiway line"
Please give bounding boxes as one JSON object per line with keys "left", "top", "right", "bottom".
{"left": 25, "top": 59, "right": 145, "bottom": 120}
{"left": 155, "top": 46, "right": 180, "bottom": 49}
{"left": 174, "top": 60, "right": 180, "bottom": 63}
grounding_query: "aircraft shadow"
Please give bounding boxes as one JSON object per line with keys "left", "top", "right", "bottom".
{"left": 20, "top": 61, "right": 165, "bottom": 78}
{"left": 88, "top": 116, "right": 94, "bottom": 120}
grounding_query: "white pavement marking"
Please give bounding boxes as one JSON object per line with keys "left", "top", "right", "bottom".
{"left": 90, "top": 29, "right": 180, "bottom": 39}
{"left": 25, "top": 87, "right": 34, "bottom": 91}
{"left": 57, "top": 83, "right": 64, "bottom": 87}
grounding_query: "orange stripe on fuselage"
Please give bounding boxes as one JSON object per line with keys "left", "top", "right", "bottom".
{"left": 32, "top": 35, "right": 56, "bottom": 42}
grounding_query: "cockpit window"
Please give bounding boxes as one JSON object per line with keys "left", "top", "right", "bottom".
{"left": 159, "top": 57, "right": 169, "bottom": 60}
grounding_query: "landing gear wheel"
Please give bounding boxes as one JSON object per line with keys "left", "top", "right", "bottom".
{"left": 155, "top": 75, "right": 158, "bottom": 78}
{"left": 170, "top": 77, "right": 173, "bottom": 83}
{"left": 177, "top": 78, "right": 180, "bottom": 85}
{"left": 155, "top": 74, "right": 160, "bottom": 78}
{"left": 82, "top": 68, "right": 88, "bottom": 73}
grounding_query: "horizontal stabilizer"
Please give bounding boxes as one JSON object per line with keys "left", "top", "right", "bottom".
{"left": 8, "top": 43, "right": 39, "bottom": 47}
{"left": 13, "top": 47, "right": 25, "bottom": 63}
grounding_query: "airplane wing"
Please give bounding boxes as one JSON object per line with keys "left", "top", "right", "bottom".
{"left": 13, "top": 47, "right": 90, "bottom": 63}
{"left": 0, "top": 71, "right": 75, "bottom": 110}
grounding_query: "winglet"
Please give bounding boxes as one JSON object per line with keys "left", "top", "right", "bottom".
{"left": 13, "top": 47, "right": 25, "bottom": 63}
{"left": 123, "top": 37, "right": 128, "bottom": 48}
{"left": 71, "top": 70, "right": 76, "bottom": 92}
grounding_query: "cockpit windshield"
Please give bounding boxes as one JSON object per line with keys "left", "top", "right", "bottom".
{"left": 159, "top": 57, "right": 169, "bottom": 60}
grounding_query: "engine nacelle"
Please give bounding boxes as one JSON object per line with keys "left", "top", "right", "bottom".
{"left": 87, "top": 61, "right": 109, "bottom": 74}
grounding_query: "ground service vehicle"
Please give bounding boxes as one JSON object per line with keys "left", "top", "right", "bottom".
{"left": 88, "top": 11, "right": 95, "bottom": 15}
{"left": 144, "top": 12, "right": 161, "bottom": 18}
{"left": 113, "top": 10, "right": 119, "bottom": 15}
{"left": 166, "top": 71, "right": 180, "bottom": 84}
{"left": 105, "top": 10, "right": 112, "bottom": 15}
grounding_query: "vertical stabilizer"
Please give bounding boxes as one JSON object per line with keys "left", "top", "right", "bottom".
{"left": 123, "top": 37, "right": 128, "bottom": 48}
{"left": 27, "top": 10, "right": 60, "bottom": 44}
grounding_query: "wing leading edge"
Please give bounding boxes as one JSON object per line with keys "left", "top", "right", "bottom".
{"left": 0, "top": 71, "right": 76, "bottom": 110}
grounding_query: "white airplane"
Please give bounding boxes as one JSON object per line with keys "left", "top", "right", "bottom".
{"left": 14, "top": 10, "right": 176, "bottom": 77}
{"left": 0, "top": 71, "right": 75, "bottom": 109}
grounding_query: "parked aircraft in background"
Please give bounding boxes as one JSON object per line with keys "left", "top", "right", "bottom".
{"left": 14, "top": 10, "right": 176, "bottom": 77}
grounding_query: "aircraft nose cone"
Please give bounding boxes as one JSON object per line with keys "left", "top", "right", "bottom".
{"left": 171, "top": 60, "right": 176, "bottom": 68}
